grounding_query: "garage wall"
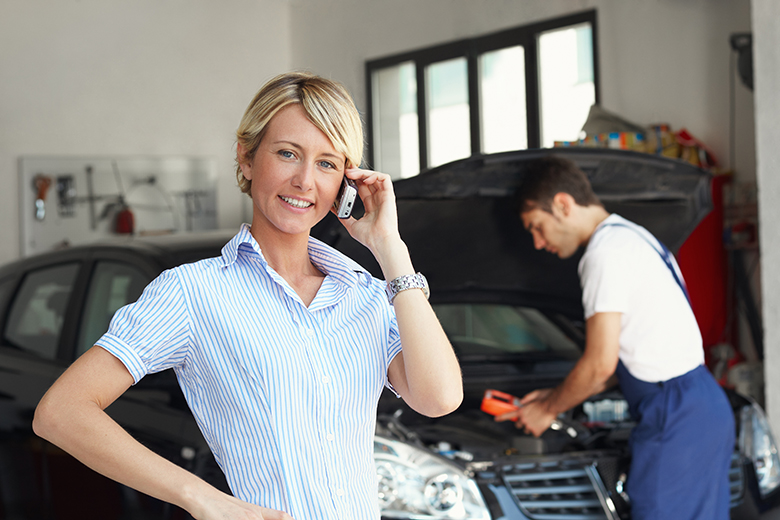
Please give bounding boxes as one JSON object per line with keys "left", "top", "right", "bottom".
{"left": 288, "top": 0, "right": 754, "bottom": 180}
{"left": 0, "top": 0, "right": 291, "bottom": 265}
{"left": 753, "top": 0, "right": 780, "bottom": 444}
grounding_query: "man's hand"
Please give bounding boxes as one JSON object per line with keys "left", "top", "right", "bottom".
{"left": 495, "top": 388, "right": 557, "bottom": 437}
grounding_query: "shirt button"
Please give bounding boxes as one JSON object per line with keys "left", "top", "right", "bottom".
{"left": 336, "top": 489, "right": 344, "bottom": 497}
{"left": 306, "top": 328, "right": 315, "bottom": 337}
{"left": 322, "top": 376, "right": 330, "bottom": 384}
{"left": 326, "top": 433, "right": 335, "bottom": 441}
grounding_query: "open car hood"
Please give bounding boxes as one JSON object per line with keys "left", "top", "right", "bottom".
{"left": 312, "top": 148, "right": 712, "bottom": 318}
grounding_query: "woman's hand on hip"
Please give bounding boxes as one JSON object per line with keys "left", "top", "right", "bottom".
{"left": 190, "top": 491, "right": 295, "bottom": 520}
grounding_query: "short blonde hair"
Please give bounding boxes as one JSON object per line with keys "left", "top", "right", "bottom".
{"left": 235, "top": 72, "right": 364, "bottom": 196}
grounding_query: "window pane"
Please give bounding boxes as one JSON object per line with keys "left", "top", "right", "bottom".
{"left": 426, "top": 58, "right": 470, "bottom": 168}
{"left": 77, "top": 261, "right": 151, "bottom": 357}
{"left": 479, "top": 46, "right": 527, "bottom": 154}
{"left": 371, "top": 62, "right": 419, "bottom": 179}
{"left": 5, "top": 263, "right": 79, "bottom": 359}
{"left": 538, "top": 23, "right": 596, "bottom": 147}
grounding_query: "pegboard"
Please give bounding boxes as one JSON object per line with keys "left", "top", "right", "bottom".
{"left": 20, "top": 156, "right": 218, "bottom": 257}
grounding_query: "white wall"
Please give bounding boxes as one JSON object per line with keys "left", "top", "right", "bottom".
{"left": 753, "top": 0, "right": 780, "bottom": 441}
{"left": 0, "top": 0, "right": 291, "bottom": 264}
{"left": 289, "top": 0, "right": 754, "bottom": 181}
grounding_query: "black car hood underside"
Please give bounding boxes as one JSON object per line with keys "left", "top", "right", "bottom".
{"left": 312, "top": 148, "right": 712, "bottom": 319}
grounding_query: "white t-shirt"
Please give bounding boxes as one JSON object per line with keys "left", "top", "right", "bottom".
{"left": 578, "top": 214, "right": 704, "bottom": 383}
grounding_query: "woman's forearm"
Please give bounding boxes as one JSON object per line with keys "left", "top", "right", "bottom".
{"left": 32, "top": 347, "right": 217, "bottom": 517}
{"left": 375, "top": 238, "right": 463, "bottom": 417}
{"left": 390, "top": 290, "right": 463, "bottom": 417}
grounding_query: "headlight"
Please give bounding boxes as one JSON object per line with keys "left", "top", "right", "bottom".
{"left": 740, "top": 401, "right": 780, "bottom": 497}
{"left": 374, "top": 435, "right": 490, "bottom": 520}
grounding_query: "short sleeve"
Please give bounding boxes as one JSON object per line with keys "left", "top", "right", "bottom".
{"left": 579, "top": 236, "right": 635, "bottom": 319}
{"left": 96, "top": 268, "right": 192, "bottom": 384}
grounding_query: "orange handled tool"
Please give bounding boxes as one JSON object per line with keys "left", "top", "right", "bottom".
{"left": 481, "top": 389, "right": 524, "bottom": 419}
{"left": 481, "top": 389, "right": 574, "bottom": 436}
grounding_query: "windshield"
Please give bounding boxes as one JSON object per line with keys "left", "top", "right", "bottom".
{"left": 432, "top": 303, "right": 580, "bottom": 359}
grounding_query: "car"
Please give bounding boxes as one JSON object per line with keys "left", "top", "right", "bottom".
{"left": 0, "top": 148, "right": 778, "bottom": 520}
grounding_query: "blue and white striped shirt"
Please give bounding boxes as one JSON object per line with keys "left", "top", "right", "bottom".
{"left": 97, "top": 224, "right": 403, "bottom": 519}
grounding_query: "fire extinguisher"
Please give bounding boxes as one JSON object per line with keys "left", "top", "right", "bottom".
{"left": 115, "top": 198, "right": 134, "bottom": 234}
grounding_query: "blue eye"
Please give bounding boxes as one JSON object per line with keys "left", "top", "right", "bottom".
{"left": 279, "top": 150, "right": 295, "bottom": 159}
{"left": 319, "top": 161, "right": 336, "bottom": 170}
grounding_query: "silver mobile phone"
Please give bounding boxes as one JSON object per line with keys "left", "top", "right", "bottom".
{"left": 334, "top": 176, "right": 357, "bottom": 219}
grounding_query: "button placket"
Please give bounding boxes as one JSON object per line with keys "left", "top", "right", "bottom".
{"left": 299, "top": 317, "right": 341, "bottom": 497}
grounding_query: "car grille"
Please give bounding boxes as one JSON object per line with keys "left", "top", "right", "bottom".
{"left": 480, "top": 450, "right": 745, "bottom": 519}
{"left": 493, "top": 454, "right": 623, "bottom": 520}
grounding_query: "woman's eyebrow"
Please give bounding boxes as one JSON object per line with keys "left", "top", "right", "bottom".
{"left": 273, "top": 140, "right": 344, "bottom": 161}
{"left": 272, "top": 139, "right": 303, "bottom": 149}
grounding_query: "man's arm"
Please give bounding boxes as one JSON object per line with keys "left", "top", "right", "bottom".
{"left": 499, "top": 312, "right": 621, "bottom": 436}
{"left": 33, "top": 346, "right": 293, "bottom": 520}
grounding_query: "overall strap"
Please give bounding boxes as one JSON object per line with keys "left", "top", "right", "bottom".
{"left": 600, "top": 222, "right": 691, "bottom": 306}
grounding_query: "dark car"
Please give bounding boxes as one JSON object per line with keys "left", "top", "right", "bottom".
{"left": 0, "top": 148, "right": 778, "bottom": 520}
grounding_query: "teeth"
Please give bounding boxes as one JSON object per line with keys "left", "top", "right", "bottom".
{"left": 281, "top": 196, "right": 313, "bottom": 209}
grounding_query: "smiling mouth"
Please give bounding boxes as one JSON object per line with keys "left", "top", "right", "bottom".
{"left": 280, "top": 196, "right": 313, "bottom": 209}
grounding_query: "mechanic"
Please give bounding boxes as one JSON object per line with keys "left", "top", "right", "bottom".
{"left": 499, "top": 155, "right": 735, "bottom": 520}
{"left": 33, "top": 72, "right": 463, "bottom": 520}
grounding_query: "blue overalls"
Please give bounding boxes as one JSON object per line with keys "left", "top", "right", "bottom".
{"left": 616, "top": 361, "right": 734, "bottom": 519}
{"left": 605, "top": 223, "right": 735, "bottom": 519}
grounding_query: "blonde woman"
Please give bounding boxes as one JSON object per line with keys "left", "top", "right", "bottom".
{"left": 34, "top": 72, "right": 463, "bottom": 520}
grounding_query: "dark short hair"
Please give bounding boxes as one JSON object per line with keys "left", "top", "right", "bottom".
{"left": 514, "top": 155, "right": 602, "bottom": 213}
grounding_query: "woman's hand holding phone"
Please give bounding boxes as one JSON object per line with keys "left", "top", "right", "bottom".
{"left": 336, "top": 168, "right": 407, "bottom": 276}
{"left": 333, "top": 176, "right": 358, "bottom": 219}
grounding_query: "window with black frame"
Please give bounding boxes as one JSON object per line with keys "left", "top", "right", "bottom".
{"left": 366, "top": 10, "right": 599, "bottom": 179}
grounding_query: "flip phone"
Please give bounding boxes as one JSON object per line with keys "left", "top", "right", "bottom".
{"left": 334, "top": 176, "right": 357, "bottom": 219}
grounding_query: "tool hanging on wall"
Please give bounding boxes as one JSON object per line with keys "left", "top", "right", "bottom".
{"left": 33, "top": 174, "right": 53, "bottom": 220}
{"left": 115, "top": 198, "right": 135, "bottom": 234}
{"left": 113, "top": 162, "right": 134, "bottom": 234}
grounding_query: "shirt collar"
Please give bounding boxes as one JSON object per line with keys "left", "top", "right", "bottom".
{"left": 220, "top": 224, "right": 370, "bottom": 288}
{"left": 220, "top": 223, "right": 258, "bottom": 266}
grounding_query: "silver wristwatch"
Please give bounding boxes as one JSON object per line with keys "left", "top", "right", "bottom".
{"left": 385, "top": 273, "right": 430, "bottom": 303}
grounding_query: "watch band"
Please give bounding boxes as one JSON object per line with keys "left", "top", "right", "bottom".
{"left": 386, "top": 273, "right": 429, "bottom": 303}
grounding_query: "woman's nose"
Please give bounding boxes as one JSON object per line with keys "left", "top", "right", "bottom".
{"left": 291, "top": 163, "right": 315, "bottom": 190}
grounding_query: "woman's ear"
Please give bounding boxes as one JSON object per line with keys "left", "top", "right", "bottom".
{"left": 237, "top": 143, "right": 252, "bottom": 180}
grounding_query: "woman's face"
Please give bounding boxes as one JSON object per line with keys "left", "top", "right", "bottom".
{"left": 240, "top": 104, "right": 346, "bottom": 240}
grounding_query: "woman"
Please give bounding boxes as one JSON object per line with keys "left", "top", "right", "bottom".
{"left": 33, "top": 72, "right": 463, "bottom": 520}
